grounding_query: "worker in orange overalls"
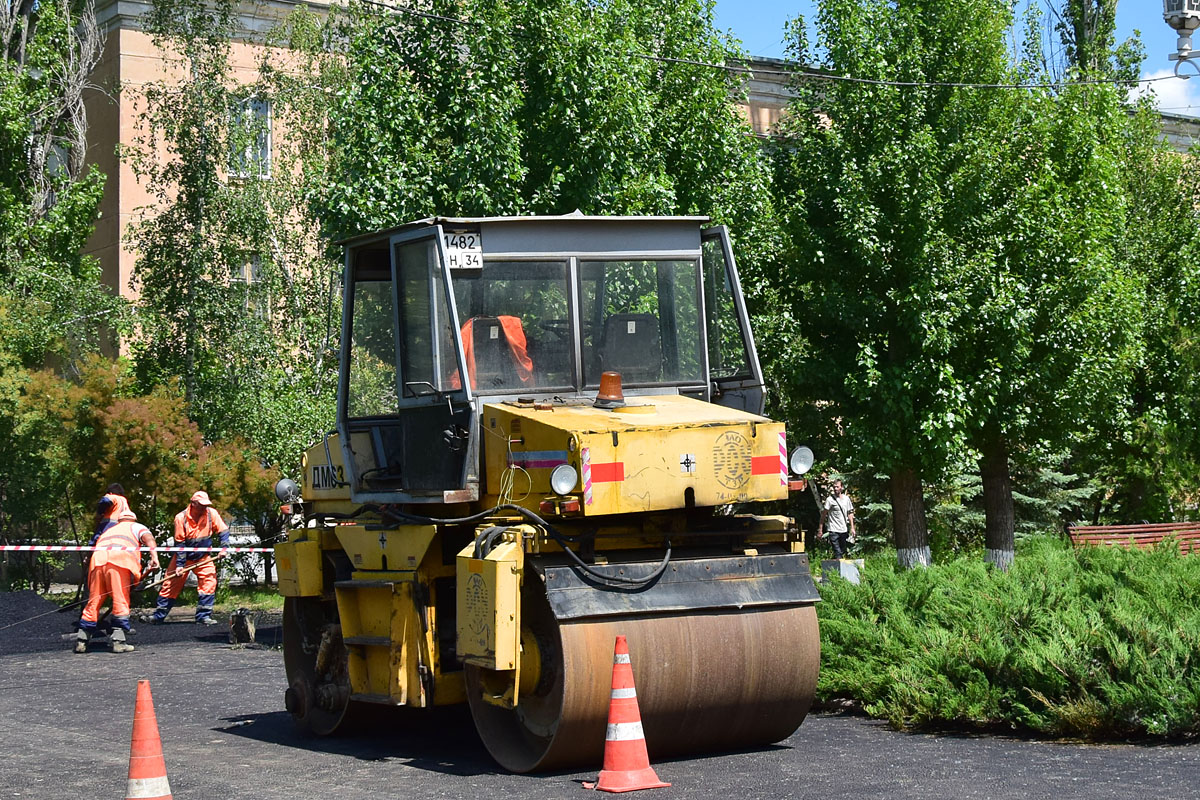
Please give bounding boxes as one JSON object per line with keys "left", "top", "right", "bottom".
{"left": 74, "top": 495, "right": 158, "bottom": 654}
{"left": 76, "top": 484, "right": 126, "bottom": 624}
{"left": 151, "top": 490, "right": 229, "bottom": 625}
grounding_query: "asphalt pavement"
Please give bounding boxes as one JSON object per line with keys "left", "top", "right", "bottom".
{"left": 0, "top": 599, "right": 1198, "bottom": 799}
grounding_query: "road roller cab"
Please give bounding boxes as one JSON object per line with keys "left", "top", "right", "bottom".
{"left": 275, "top": 215, "right": 821, "bottom": 772}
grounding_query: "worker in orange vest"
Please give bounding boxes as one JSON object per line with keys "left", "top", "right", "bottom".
{"left": 74, "top": 495, "right": 158, "bottom": 654}
{"left": 75, "top": 484, "right": 127, "bottom": 629}
{"left": 151, "top": 490, "right": 230, "bottom": 625}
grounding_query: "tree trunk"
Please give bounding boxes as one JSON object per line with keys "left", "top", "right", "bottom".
{"left": 891, "top": 467, "right": 930, "bottom": 569}
{"left": 980, "top": 435, "right": 1015, "bottom": 570}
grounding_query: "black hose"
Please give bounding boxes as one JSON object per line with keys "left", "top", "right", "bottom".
{"left": 376, "top": 503, "right": 582, "bottom": 543}
{"left": 384, "top": 503, "right": 669, "bottom": 588}
{"left": 473, "top": 525, "right": 509, "bottom": 559}
{"left": 560, "top": 537, "right": 672, "bottom": 588}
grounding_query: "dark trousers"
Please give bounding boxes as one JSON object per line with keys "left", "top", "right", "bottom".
{"left": 829, "top": 529, "right": 850, "bottom": 559}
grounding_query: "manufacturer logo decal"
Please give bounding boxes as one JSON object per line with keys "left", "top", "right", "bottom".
{"left": 462, "top": 572, "right": 492, "bottom": 653}
{"left": 712, "top": 431, "right": 751, "bottom": 490}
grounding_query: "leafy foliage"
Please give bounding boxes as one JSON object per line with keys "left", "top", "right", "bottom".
{"left": 818, "top": 536, "right": 1200, "bottom": 738}
{"left": 772, "top": 0, "right": 1006, "bottom": 482}
{"left": 127, "top": 0, "right": 340, "bottom": 474}
{"left": 310, "top": 0, "right": 778, "bottom": 255}
{"left": 0, "top": 358, "right": 273, "bottom": 589}
{"left": 0, "top": 0, "right": 122, "bottom": 365}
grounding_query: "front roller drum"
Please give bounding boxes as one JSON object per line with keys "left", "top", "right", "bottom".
{"left": 466, "top": 573, "right": 820, "bottom": 773}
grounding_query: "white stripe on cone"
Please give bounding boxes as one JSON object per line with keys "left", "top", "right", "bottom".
{"left": 611, "top": 687, "right": 637, "bottom": 699}
{"left": 125, "top": 775, "right": 172, "bottom": 799}
{"left": 605, "top": 721, "right": 646, "bottom": 742}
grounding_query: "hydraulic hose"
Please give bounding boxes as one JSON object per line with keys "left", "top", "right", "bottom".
{"left": 380, "top": 503, "right": 670, "bottom": 588}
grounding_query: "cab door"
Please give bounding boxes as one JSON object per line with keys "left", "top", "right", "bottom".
{"left": 338, "top": 225, "right": 478, "bottom": 503}
{"left": 701, "top": 226, "right": 765, "bottom": 415}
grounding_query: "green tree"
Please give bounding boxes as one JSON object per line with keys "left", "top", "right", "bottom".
{"left": 127, "top": 0, "right": 340, "bottom": 475}
{"left": 309, "top": 0, "right": 777, "bottom": 255}
{"left": 943, "top": 5, "right": 1146, "bottom": 569}
{"left": 0, "top": 0, "right": 121, "bottom": 365}
{"left": 771, "top": 0, "right": 1157, "bottom": 568}
{"left": 772, "top": 0, "right": 1009, "bottom": 567}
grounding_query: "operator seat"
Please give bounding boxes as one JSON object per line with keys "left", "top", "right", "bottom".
{"left": 461, "top": 315, "right": 534, "bottom": 390}
{"left": 599, "top": 313, "right": 662, "bottom": 383}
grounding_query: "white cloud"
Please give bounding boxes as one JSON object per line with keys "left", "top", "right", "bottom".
{"left": 1130, "top": 67, "right": 1200, "bottom": 117}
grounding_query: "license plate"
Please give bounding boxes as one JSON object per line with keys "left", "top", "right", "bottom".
{"left": 443, "top": 231, "right": 483, "bottom": 269}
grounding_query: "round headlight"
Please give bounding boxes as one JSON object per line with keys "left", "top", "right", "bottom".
{"left": 789, "top": 446, "right": 814, "bottom": 476}
{"left": 550, "top": 464, "right": 579, "bottom": 496}
{"left": 274, "top": 477, "right": 300, "bottom": 503}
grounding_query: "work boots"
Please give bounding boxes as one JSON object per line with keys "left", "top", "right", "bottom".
{"left": 110, "top": 628, "right": 135, "bottom": 654}
{"left": 73, "top": 629, "right": 89, "bottom": 654}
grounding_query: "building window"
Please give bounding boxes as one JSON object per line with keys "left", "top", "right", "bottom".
{"left": 231, "top": 255, "right": 270, "bottom": 319}
{"left": 229, "top": 97, "right": 271, "bottom": 179}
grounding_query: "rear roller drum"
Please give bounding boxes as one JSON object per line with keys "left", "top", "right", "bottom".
{"left": 282, "top": 596, "right": 361, "bottom": 735}
{"left": 466, "top": 571, "right": 820, "bottom": 772}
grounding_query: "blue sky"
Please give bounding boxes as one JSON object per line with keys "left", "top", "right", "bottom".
{"left": 712, "top": 1, "right": 1200, "bottom": 117}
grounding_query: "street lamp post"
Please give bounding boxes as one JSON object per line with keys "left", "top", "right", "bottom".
{"left": 1165, "top": 0, "right": 1200, "bottom": 75}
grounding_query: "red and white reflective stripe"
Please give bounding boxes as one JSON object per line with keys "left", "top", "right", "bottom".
{"left": 611, "top": 687, "right": 637, "bottom": 699}
{"left": 614, "top": 652, "right": 630, "bottom": 664}
{"left": 125, "top": 775, "right": 172, "bottom": 799}
{"left": 779, "top": 431, "right": 787, "bottom": 485}
{"left": 0, "top": 545, "right": 274, "bottom": 553}
{"left": 582, "top": 447, "right": 593, "bottom": 506}
{"left": 605, "top": 721, "right": 646, "bottom": 742}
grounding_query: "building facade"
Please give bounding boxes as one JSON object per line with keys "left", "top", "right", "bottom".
{"left": 83, "top": 0, "right": 324, "bottom": 301}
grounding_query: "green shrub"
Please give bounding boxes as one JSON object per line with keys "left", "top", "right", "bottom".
{"left": 816, "top": 535, "right": 1200, "bottom": 738}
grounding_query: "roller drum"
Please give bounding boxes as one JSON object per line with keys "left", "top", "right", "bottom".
{"left": 467, "top": 572, "right": 819, "bottom": 773}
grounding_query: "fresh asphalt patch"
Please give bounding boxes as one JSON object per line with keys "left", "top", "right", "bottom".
{"left": 0, "top": 589, "right": 283, "bottom": 656}
{"left": 0, "top": 590, "right": 1197, "bottom": 799}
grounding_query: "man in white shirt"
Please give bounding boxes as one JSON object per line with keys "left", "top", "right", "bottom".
{"left": 818, "top": 479, "right": 856, "bottom": 559}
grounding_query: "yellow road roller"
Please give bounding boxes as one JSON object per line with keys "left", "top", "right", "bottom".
{"left": 273, "top": 215, "right": 820, "bottom": 772}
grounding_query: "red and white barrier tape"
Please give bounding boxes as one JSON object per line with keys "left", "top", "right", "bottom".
{"left": 0, "top": 545, "right": 276, "bottom": 553}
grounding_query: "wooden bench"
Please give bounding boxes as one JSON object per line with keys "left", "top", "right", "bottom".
{"left": 1067, "top": 522, "right": 1200, "bottom": 555}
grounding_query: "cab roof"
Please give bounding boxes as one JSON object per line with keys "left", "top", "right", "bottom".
{"left": 337, "top": 214, "right": 713, "bottom": 249}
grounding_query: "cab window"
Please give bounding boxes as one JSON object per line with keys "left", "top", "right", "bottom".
{"left": 580, "top": 259, "right": 703, "bottom": 386}
{"left": 701, "top": 237, "right": 753, "bottom": 379}
{"left": 346, "top": 256, "right": 398, "bottom": 418}
{"left": 450, "top": 260, "right": 571, "bottom": 392}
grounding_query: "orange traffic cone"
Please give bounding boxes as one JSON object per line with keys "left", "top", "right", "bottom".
{"left": 584, "top": 635, "right": 670, "bottom": 793}
{"left": 126, "top": 680, "right": 172, "bottom": 800}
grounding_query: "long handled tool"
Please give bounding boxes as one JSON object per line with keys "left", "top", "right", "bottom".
{"left": 53, "top": 553, "right": 228, "bottom": 640}
{"left": 56, "top": 552, "right": 226, "bottom": 614}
